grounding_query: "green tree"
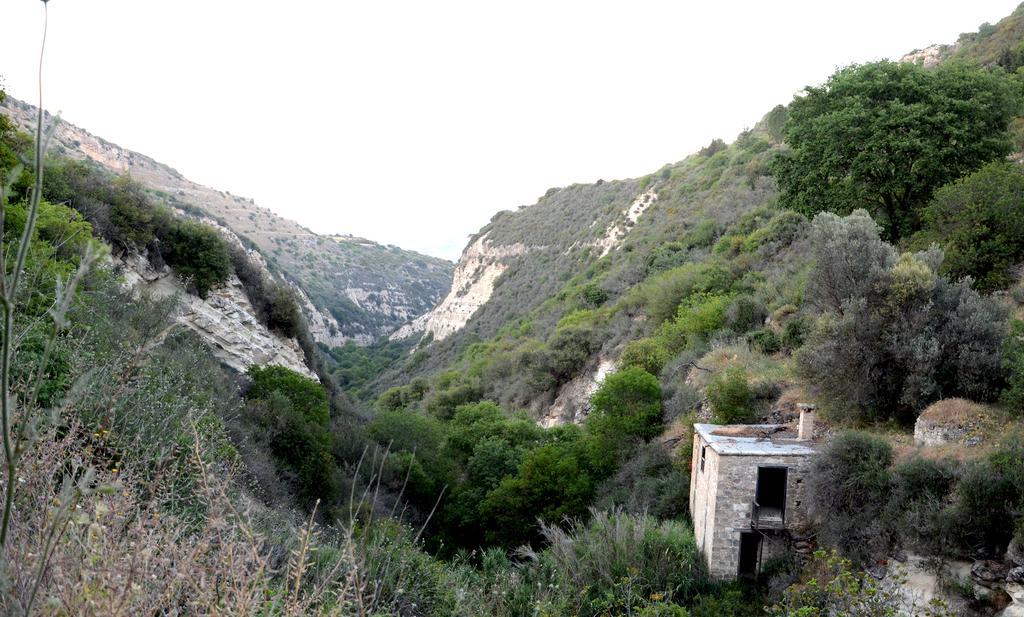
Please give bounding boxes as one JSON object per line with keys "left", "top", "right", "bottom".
{"left": 479, "top": 434, "right": 595, "bottom": 547}
{"left": 160, "top": 219, "right": 232, "bottom": 298}
{"left": 915, "top": 161, "right": 1024, "bottom": 291}
{"left": 798, "top": 211, "right": 1006, "bottom": 423}
{"left": 244, "top": 367, "right": 337, "bottom": 507}
{"left": 773, "top": 61, "right": 1020, "bottom": 239}
{"left": 247, "top": 364, "right": 329, "bottom": 426}
{"left": 589, "top": 367, "right": 663, "bottom": 443}
{"left": 619, "top": 338, "right": 669, "bottom": 375}
{"left": 366, "top": 408, "right": 453, "bottom": 507}
{"left": 587, "top": 367, "right": 663, "bottom": 474}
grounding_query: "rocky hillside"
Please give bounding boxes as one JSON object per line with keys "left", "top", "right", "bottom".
{"left": 116, "top": 251, "right": 315, "bottom": 380}
{"left": 0, "top": 96, "right": 453, "bottom": 345}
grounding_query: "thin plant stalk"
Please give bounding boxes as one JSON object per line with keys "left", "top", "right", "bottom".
{"left": 0, "top": 0, "right": 51, "bottom": 551}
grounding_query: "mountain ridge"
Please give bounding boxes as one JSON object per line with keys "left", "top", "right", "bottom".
{"left": 0, "top": 94, "right": 454, "bottom": 346}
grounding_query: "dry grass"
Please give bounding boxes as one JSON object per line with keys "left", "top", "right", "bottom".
{"left": 685, "top": 343, "right": 791, "bottom": 397}
{"left": 916, "top": 398, "right": 992, "bottom": 426}
{"left": 0, "top": 410, "right": 417, "bottom": 616}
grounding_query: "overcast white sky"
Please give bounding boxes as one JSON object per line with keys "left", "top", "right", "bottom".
{"left": 0, "top": 1, "right": 1020, "bottom": 260}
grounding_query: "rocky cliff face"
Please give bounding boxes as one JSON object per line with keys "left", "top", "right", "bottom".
{"left": 0, "top": 97, "right": 453, "bottom": 346}
{"left": 899, "top": 43, "right": 951, "bottom": 68}
{"left": 391, "top": 232, "right": 534, "bottom": 342}
{"left": 385, "top": 178, "right": 658, "bottom": 424}
{"left": 116, "top": 253, "right": 316, "bottom": 380}
{"left": 393, "top": 182, "right": 652, "bottom": 349}
{"left": 540, "top": 356, "right": 617, "bottom": 428}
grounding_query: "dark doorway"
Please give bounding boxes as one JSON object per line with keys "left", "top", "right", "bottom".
{"left": 755, "top": 466, "right": 787, "bottom": 524}
{"left": 738, "top": 532, "right": 761, "bottom": 578}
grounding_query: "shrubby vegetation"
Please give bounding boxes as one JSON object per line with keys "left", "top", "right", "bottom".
{"left": 161, "top": 218, "right": 232, "bottom": 297}
{"left": 808, "top": 430, "right": 1024, "bottom": 566}
{"left": 707, "top": 366, "right": 755, "bottom": 424}
{"left": 806, "top": 432, "right": 895, "bottom": 566}
{"left": 797, "top": 210, "right": 1007, "bottom": 423}
{"left": 10, "top": 5, "right": 1024, "bottom": 612}
{"left": 914, "top": 161, "right": 1024, "bottom": 291}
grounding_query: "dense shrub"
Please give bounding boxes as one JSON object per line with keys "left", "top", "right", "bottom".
{"left": 425, "top": 380, "right": 483, "bottom": 419}
{"left": 631, "top": 263, "right": 733, "bottom": 325}
{"left": 706, "top": 366, "right": 755, "bottom": 424}
{"left": 798, "top": 211, "right": 1007, "bottom": 423}
{"left": 244, "top": 365, "right": 336, "bottom": 507}
{"left": 248, "top": 365, "right": 329, "bottom": 426}
{"left": 915, "top": 161, "right": 1024, "bottom": 291}
{"left": 656, "top": 292, "right": 733, "bottom": 355}
{"left": 377, "top": 379, "right": 429, "bottom": 412}
{"left": 807, "top": 432, "right": 893, "bottom": 566}
{"left": 723, "top": 295, "right": 767, "bottom": 333}
{"left": 1002, "top": 320, "right": 1024, "bottom": 415}
{"left": 587, "top": 367, "right": 663, "bottom": 473}
{"left": 544, "top": 324, "right": 596, "bottom": 383}
{"left": 745, "top": 328, "right": 781, "bottom": 354}
{"left": 578, "top": 282, "right": 609, "bottom": 307}
{"left": 444, "top": 401, "right": 543, "bottom": 466}
{"left": 230, "top": 244, "right": 302, "bottom": 336}
{"left": 366, "top": 409, "right": 453, "bottom": 507}
{"left": 619, "top": 338, "right": 669, "bottom": 375}
{"left": 480, "top": 431, "right": 596, "bottom": 547}
{"left": 160, "top": 219, "right": 232, "bottom": 298}
{"left": 539, "top": 509, "right": 709, "bottom": 613}
{"left": 884, "top": 456, "right": 958, "bottom": 556}
{"left": 949, "top": 437, "right": 1024, "bottom": 557}
{"left": 780, "top": 316, "right": 807, "bottom": 351}
{"left": 594, "top": 442, "right": 690, "bottom": 521}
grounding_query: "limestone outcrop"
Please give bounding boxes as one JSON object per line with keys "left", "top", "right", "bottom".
{"left": 540, "top": 356, "right": 617, "bottom": 428}
{"left": 115, "top": 254, "right": 316, "bottom": 380}
{"left": 391, "top": 232, "right": 532, "bottom": 342}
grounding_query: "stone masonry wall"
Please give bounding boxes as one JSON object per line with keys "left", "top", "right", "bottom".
{"left": 709, "top": 453, "right": 812, "bottom": 578}
{"left": 690, "top": 433, "right": 813, "bottom": 580}
{"left": 691, "top": 434, "right": 721, "bottom": 569}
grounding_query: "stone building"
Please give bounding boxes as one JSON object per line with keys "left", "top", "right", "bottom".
{"left": 689, "top": 408, "right": 817, "bottom": 579}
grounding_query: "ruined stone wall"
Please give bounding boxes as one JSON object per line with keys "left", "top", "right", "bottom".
{"left": 691, "top": 433, "right": 722, "bottom": 571}
{"left": 692, "top": 445, "right": 813, "bottom": 579}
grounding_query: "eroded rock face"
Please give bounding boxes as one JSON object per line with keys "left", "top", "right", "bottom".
{"left": 1005, "top": 583, "right": 1024, "bottom": 617}
{"left": 1, "top": 96, "right": 452, "bottom": 348}
{"left": 116, "top": 255, "right": 317, "bottom": 380}
{"left": 1009, "top": 537, "right": 1024, "bottom": 568}
{"left": 594, "top": 189, "right": 657, "bottom": 257}
{"left": 391, "top": 232, "right": 532, "bottom": 342}
{"left": 888, "top": 554, "right": 974, "bottom": 615}
{"left": 540, "top": 356, "right": 617, "bottom": 428}
{"left": 899, "top": 44, "right": 950, "bottom": 69}
{"left": 973, "top": 560, "right": 1012, "bottom": 587}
